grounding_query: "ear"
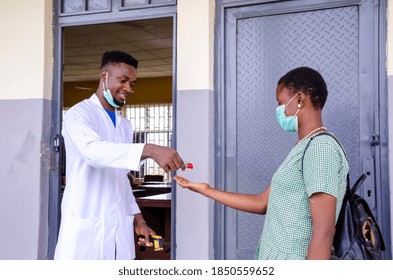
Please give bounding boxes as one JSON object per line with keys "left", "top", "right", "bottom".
{"left": 297, "top": 92, "right": 306, "bottom": 108}
{"left": 101, "top": 70, "right": 107, "bottom": 81}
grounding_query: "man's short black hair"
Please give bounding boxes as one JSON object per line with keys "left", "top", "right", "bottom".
{"left": 278, "top": 67, "right": 328, "bottom": 109}
{"left": 100, "top": 50, "right": 138, "bottom": 69}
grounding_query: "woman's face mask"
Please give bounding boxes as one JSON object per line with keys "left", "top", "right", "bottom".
{"left": 276, "top": 93, "right": 300, "bottom": 132}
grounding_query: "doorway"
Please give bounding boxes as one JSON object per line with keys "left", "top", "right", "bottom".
{"left": 49, "top": 9, "right": 177, "bottom": 259}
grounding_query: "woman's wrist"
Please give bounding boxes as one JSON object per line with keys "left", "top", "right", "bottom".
{"left": 202, "top": 184, "right": 213, "bottom": 197}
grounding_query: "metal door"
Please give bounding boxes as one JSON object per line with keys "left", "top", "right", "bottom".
{"left": 216, "top": 0, "right": 390, "bottom": 260}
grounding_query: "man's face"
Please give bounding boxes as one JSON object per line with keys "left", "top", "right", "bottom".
{"left": 105, "top": 63, "right": 137, "bottom": 106}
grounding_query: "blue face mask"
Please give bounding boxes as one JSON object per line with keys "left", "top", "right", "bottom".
{"left": 276, "top": 93, "right": 300, "bottom": 132}
{"left": 103, "top": 72, "right": 125, "bottom": 109}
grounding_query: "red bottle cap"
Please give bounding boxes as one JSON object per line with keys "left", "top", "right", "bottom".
{"left": 186, "top": 162, "right": 193, "bottom": 169}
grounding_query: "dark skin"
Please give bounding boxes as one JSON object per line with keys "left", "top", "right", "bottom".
{"left": 96, "top": 62, "right": 185, "bottom": 173}
{"left": 96, "top": 62, "right": 186, "bottom": 246}
{"left": 277, "top": 83, "right": 336, "bottom": 260}
{"left": 97, "top": 63, "right": 137, "bottom": 111}
{"left": 174, "top": 83, "right": 336, "bottom": 260}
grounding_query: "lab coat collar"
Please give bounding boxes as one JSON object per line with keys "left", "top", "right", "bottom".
{"left": 90, "top": 93, "right": 123, "bottom": 126}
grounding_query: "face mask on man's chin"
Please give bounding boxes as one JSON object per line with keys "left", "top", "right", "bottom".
{"left": 103, "top": 71, "right": 125, "bottom": 108}
{"left": 103, "top": 89, "right": 125, "bottom": 108}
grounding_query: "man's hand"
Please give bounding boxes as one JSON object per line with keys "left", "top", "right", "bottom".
{"left": 142, "top": 144, "right": 185, "bottom": 173}
{"left": 134, "top": 220, "right": 155, "bottom": 247}
{"left": 134, "top": 213, "right": 155, "bottom": 247}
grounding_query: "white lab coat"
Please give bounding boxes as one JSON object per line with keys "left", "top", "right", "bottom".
{"left": 54, "top": 94, "right": 145, "bottom": 260}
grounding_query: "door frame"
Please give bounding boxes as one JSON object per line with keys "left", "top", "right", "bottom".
{"left": 49, "top": 1, "right": 178, "bottom": 259}
{"left": 214, "top": 0, "right": 390, "bottom": 259}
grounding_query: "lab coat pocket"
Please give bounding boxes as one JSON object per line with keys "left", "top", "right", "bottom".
{"left": 63, "top": 215, "right": 104, "bottom": 260}
{"left": 115, "top": 214, "right": 136, "bottom": 260}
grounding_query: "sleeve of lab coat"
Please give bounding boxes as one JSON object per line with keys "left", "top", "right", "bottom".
{"left": 63, "top": 106, "right": 145, "bottom": 171}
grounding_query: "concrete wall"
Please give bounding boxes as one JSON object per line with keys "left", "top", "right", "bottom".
{"left": 0, "top": 0, "right": 52, "bottom": 259}
{"left": 175, "top": 0, "right": 216, "bottom": 259}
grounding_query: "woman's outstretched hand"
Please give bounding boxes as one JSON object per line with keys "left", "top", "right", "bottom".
{"left": 173, "top": 175, "right": 210, "bottom": 194}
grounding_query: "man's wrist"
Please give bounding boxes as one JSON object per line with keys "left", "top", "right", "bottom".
{"left": 141, "top": 143, "right": 153, "bottom": 160}
{"left": 135, "top": 220, "right": 146, "bottom": 228}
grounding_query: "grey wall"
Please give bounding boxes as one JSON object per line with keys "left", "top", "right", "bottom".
{"left": 0, "top": 99, "right": 51, "bottom": 259}
{"left": 175, "top": 89, "right": 215, "bottom": 259}
{"left": 389, "top": 74, "right": 393, "bottom": 251}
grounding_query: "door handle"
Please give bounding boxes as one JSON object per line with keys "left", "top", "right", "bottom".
{"left": 369, "top": 134, "right": 380, "bottom": 146}
{"left": 53, "top": 134, "right": 60, "bottom": 152}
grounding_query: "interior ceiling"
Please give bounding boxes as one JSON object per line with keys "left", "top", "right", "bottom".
{"left": 63, "top": 17, "right": 173, "bottom": 82}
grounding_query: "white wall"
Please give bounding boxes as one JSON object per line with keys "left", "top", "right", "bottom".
{"left": 177, "top": 0, "right": 215, "bottom": 91}
{"left": 0, "top": 0, "right": 53, "bottom": 100}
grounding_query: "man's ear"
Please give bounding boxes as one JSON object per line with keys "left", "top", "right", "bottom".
{"left": 101, "top": 70, "right": 107, "bottom": 81}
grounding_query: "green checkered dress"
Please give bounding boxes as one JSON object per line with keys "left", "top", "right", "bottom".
{"left": 255, "top": 132, "right": 349, "bottom": 260}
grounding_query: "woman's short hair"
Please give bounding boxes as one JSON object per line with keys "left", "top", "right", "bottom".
{"left": 278, "top": 67, "right": 328, "bottom": 109}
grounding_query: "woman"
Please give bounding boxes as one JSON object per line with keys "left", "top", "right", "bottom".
{"left": 174, "top": 67, "right": 349, "bottom": 260}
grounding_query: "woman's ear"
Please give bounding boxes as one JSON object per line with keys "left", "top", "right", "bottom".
{"left": 297, "top": 92, "right": 306, "bottom": 108}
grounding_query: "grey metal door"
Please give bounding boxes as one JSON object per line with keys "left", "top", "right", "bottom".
{"left": 217, "top": 0, "right": 390, "bottom": 260}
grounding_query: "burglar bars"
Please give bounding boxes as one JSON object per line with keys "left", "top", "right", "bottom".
{"left": 125, "top": 103, "right": 172, "bottom": 181}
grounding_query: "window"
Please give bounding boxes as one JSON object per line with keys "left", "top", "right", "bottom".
{"left": 121, "top": 0, "right": 176, "bottom": 10}
{"left": 125, "top": 103, "right": 172, "bottom": 181}
{"left": 60, "top": 0, "right": 111, "bottom": 15}
{"left": 59, "top": 0, "right": 176, "bottom": 16}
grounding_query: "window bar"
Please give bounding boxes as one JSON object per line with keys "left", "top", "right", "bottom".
{"left": 126, "top": 103, "right": 172, "bottom": 181}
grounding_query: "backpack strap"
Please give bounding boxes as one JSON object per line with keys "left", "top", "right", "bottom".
{"left": 350, "top": 173, "right": 368, "bottom": 196}
{"left": 301, "top": 132, "right": 350, "bottom": 193}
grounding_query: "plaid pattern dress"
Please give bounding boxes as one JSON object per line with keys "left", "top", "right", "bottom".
{"left": 255, "top": 132, "right": 349, "bottom": 260}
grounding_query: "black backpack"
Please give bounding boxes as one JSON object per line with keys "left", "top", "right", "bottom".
{"left": 302, "top": 132, "right": 385, "bottom": 260}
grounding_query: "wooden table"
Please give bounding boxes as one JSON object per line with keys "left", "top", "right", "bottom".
{"left": 132, "top": 183, "right": 172, "bottom": 198}
{"left": 135, "top": 193, "right": 171, "bottom": 260}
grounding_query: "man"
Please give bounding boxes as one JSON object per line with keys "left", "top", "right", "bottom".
{"left": 54, "top": 51, "right": 185, "bottom": 260}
